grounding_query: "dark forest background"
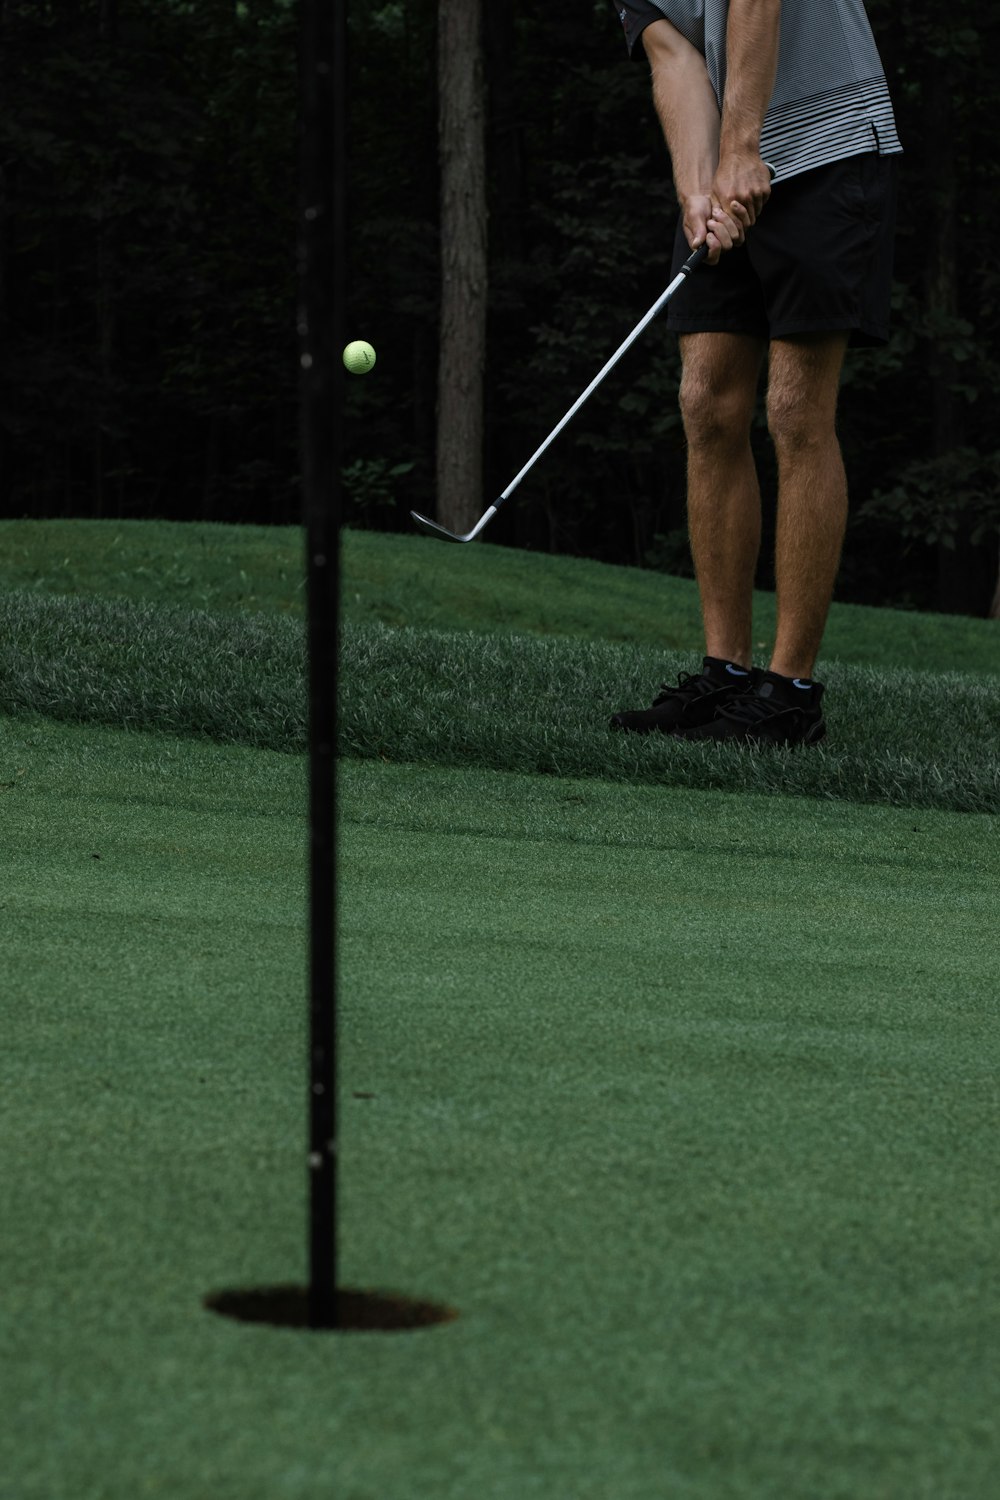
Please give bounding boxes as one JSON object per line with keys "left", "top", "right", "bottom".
{"left": 1, "top": 0, "right": 999, "bottom": 617}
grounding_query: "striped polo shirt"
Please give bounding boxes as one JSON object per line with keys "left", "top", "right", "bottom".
{"left": 614, "top": 0, "right": 902, "bottom": 182}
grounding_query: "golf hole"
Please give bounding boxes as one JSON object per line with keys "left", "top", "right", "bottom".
{"left": 203, "top": 1285, "right": 459, "bottom": 1332}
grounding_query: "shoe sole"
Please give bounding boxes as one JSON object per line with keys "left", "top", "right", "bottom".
{"left": 685, "top": 717, "right": 826, "bottom": 748}
{"left": 609, "top": 716, "right": 710, "bottom": 736}
{"left": 609, "top": 691, "right": 754, "bottom": 736}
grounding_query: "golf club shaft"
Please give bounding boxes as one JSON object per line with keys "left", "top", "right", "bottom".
{"left": 491, "top": 179, "right": 774, "bottom": 519}
{"left": 410, "top": 242, "right": 708, "bottom": 542}
{"left": 497, "top": 244, "right": 708, "bottom": 510}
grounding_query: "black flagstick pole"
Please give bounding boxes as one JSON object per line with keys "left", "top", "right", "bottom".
{"left": 300, "top": 0, "right": 343, "bottom": 1330}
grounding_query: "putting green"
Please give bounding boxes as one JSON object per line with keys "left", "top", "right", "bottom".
{"left": 2, "top": 715, "right": 997, "bottom": 1498}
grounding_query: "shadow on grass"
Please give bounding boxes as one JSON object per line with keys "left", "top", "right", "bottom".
{"left": 203, "top": 1284, "right": 460, "bottom": 1334}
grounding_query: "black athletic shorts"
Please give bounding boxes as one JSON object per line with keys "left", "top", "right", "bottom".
{"left": 666, "top": 153, "right": 899, "bottom": 348}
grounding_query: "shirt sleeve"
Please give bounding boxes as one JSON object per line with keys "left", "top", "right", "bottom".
{"left": 609, "top": 0, "right": 666, "bottom": 62}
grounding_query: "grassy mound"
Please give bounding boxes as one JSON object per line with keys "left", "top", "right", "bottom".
{"left": 1, "top": 518, "right": 997, "bottom": 674}
{"left": 1, "top": 521, "right": 997, "bottom": 813}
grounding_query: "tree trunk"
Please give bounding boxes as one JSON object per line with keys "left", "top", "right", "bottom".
{"left": 436, "top": 0, "right": 486, "bottom": 534}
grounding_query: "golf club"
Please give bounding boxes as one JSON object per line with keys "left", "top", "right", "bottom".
{"left": 411, "top": 242, "right": 708, "bottom": 543}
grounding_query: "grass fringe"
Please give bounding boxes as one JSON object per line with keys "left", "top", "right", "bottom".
{"left": 1, "top": 591, "right": 306, "bottom": 752}
{"left": 342, "top": 623, "right": 1000, "bottom": 816}
{"left": 2, "top": 592, "right": 998, "bottom": 815}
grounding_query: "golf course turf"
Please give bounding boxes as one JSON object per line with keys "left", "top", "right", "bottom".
{"left": 1, "top": 522, "right": 998, "bottom": 1498}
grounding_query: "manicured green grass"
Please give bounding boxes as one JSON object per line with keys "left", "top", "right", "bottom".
{"left": 338, "top": 528, "right": 1000, "bottom": 676}
{"left": 3, "top": 714, "right": 998, "bottom": 1499}
{"left": 0, "top": 517, "right": 307, "bottom": 617}
{"left": 1, "top": 518, "right": 997, "bottom": 674}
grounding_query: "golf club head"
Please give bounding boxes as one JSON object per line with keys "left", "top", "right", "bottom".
{"left": 408, "top": 248, "right": 721, "bottom": 547}
{"left": 410, "top": 511, "right": 469, "bottom": 543}
{"left": 410, "top": 505, "right": 498, "bottom": 544}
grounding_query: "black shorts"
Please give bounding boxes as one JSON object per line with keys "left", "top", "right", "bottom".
{"left": 666, "top": 153, "right": 899, "bottom": 348}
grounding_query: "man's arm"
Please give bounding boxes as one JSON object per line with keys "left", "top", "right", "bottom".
{"left": 641, "top": 18, "right": 747, "bottom": 263}
{"left": 713, "top": 0, "right": 782, "bottom": 223}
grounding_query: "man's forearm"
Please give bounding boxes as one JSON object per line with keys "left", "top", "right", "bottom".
{"left": 642, "top": 12, "right": 771, "bottom": 259}
{"left": 719, "top": 0, "right": 782, "bottom": 158}
{"left": 644, "top": 20, "right": 721, "bottom": 200}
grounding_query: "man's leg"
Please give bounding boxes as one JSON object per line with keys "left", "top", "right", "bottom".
{"left": 679, "top": 332, "right": 768, "bottom": 668}
{"left": 608, "top": 330, "right": 766, "bottom": 736}
{"left": 765, "top": 333, "right": 850, "bottom": 679}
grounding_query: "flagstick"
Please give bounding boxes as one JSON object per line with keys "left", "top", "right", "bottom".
{"left": 299, "top": 0, "right": 343, "bottom": 1332}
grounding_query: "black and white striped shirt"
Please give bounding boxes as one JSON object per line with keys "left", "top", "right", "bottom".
{"left": 614, "top": 0, "right": 902, "bottom": 182}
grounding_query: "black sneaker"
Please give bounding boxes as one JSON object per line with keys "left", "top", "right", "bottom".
{"left": 609, "top": 657, "right": 756, "bottom": 736}
{"left": 686, "top": 671, "right": 826, "bottom": 746}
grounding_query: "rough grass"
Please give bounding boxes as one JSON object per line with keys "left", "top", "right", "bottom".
{"left": 0, "top": 591, "right": 305, "bottom": 751}
{"left": 2, "top": 589, "right": 998, "bottom": 814}
{"left": 341, "top": 622, "right": 1000, "bottom": 815}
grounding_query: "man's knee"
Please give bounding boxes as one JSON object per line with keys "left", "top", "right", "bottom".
{"left": 766, "top": 382, "right": 838, "bottom": 454}
{"left": 766, "top": 335, "right": 847, "bottom": 454}
{"left": 679, "top": 369, "right": 755, "bottom": 450}
{"left": 677, "top": 334, "right": 762, "bottom": 451}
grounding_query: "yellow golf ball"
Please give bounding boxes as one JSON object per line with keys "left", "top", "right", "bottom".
{"left": 343, "top": 340, "right": 376, "bottom": 375}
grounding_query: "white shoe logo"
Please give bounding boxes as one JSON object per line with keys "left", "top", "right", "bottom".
{"left": 792, "top": 679, "right": 811, "bottom": 690}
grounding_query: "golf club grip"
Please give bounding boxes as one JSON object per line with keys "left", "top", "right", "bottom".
{"left": 685, "top": 165, "right": 775, "bottom": 266}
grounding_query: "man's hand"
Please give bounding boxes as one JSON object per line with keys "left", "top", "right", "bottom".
{"left": 711, "top": 149, "right": 773, "bottom": 227}
{"left": 683, "top": 193, "right": 751, "bottom": 266}
{"left": 683, "top": 150, "right": 773, "bottom": 265}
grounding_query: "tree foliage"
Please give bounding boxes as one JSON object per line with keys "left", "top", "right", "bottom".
{"left": 0, "top": 0, "right": 299, "bottom": 523}
{"left": 1, "top": 0, "right": 998, "bottom": 614}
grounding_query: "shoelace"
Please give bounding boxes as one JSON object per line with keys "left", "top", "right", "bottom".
{"left": 653, "top": 671, "right": 723, "bottom": 706}
{"left": 719, "top": 692, "right": 804, "bottom": 725}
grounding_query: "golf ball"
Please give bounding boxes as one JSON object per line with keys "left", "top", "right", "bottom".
{"left": 343, "top": 340, "right": 376, "bottom": 375}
